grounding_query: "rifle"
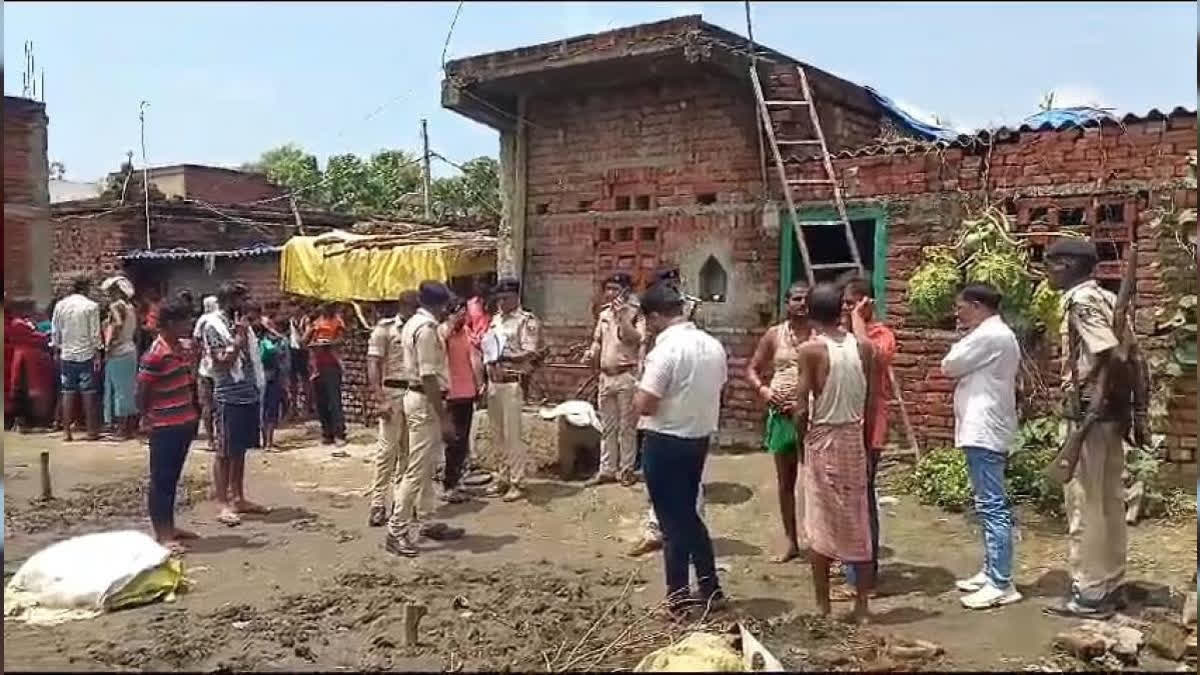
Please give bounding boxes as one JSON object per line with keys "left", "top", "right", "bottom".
{"left": 1044, "top": 243, "right": 1138, "bottom": 485}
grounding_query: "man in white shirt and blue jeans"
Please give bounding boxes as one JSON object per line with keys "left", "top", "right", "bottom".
{"left": 940, "top": 283, "right": 1022, "bottom": 610}
{"left": 633, "top": 282, "right": 728, "bottom": 619}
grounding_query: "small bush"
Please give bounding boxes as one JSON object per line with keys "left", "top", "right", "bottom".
{"left": 901, "top": 447, "right": 973, "bottom": 511}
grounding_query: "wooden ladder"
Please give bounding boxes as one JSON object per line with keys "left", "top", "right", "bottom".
{"left": 749, "top": 63, "right": 922, "bottom": 458}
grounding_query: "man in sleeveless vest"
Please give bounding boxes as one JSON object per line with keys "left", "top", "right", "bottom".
{"left": 792, "top": 282, "right": 877, "bottom": 624}
{"left": 1043, "top": 237, "right": 1148, "bottom": 619}
{"left": 747, "top": 281, "right": 811, "bottom": 563}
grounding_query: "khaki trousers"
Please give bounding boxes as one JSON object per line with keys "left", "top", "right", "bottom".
{"left": 488, "top": 381, "right": 526, "bottom": 487}
{"left": 370, "top": 391, "right": 408, "bottom": 510}
{"left": 598, "top": 372, "right": 638, "bottom": 476}
{"left": 387, "top": 391, "right": 441, "bottom": 538}
{"left": 1065, "top": 420, "right": 1127, "bottom": 604}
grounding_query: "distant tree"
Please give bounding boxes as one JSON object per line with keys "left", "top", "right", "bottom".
{"left": 254, "top": 144, "right": 321, "bottom": 202}
{"left": 49, "top": 161, "right": 65, "bottom": 180}
{"left": 245, "top": 144, "right": 499, "bottom": 225}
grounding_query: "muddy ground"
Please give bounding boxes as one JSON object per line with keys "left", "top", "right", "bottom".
{"left": 3, "top": 422, "right": 1196, "bottom": 672}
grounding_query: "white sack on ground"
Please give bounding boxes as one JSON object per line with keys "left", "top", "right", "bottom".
{"left": 4, "top": 530, "right": 185, "bottom": 625}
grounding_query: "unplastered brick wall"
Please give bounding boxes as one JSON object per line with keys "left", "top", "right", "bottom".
{"left": 789, "top": 112, "right": 1198, "bottom": 461}
{"left": 51, "top": 210, "right": 137, "bottom": 297}
{"left": 520, "top": 70, "right": 884, "bottom": 442}
{"left": 4, "top": 96, "right": 50, "bottom": 301}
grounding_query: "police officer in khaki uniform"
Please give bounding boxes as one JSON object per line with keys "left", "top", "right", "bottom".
{"left": 385, "top": 282, "right": 464, "bottom": 557}
{"left": 582, "top": 272, "right": 645, "bottom": 487}
{"left": 1044, "top": 237, "right": 1148, "bottom": 618}
{"left": 485, "top": 277, "right": 542, "bottom": 503}
{"left": 366, "top": 291, "right": 419, "bottom": 527}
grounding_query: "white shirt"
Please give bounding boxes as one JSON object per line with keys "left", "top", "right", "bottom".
{"left": 940, "top": 315, "right": 1020, "bottom": 454}
{"left": 637, "top": 322, "right": 727, "bottom": 439}
{"left": 51, "top": 293, "right": 101, "bottom": 362}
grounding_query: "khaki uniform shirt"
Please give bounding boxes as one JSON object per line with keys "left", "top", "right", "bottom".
{"left": 1060, "top": 279, "right": 1123, "bottom": 401}
{"left": 401, "top": 309, "right": 448, "bottom": 389}
{"left": 367, "top": 316, "right": 407, "bottom": 383}
{"left": 590, "top": 305, "right": 645, "bottom": 372}
{"left": 491, "top": 309, "right": 541, "bottom": 377}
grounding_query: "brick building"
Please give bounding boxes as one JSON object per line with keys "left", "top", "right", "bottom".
{"left": 4, "top": 96, "right": 53, "bottom": 305}
{"left": 443, "top": 15, "right": 1198, "bottom": 461}
{"left": 105, "top": 164, "right": 287, "bottom": 204}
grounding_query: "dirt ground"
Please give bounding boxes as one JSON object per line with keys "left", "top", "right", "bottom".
{"left": 3, "top": 422, "right": 1196, "bottom": 672}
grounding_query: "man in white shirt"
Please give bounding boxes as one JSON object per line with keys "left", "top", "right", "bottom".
{"left": 633, "top": 282, "right": 727, "bottom": 619}
{"left": 940, "top": 283, "right": 1022, "bottom": 610}
{"left": 52, "top": 274, "right": 102, "bottom": 441}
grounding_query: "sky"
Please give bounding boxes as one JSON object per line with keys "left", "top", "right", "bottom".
{"left": 3, "top": 1, "right": 1196, "bottom": 183}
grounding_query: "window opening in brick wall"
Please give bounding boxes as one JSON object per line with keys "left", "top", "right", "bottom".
{"left": 578, "top": 200, "right": 593, "bottom": 212}
{"left": 1059, "top": 207, "right": 1086, "bottom": 227}
{"left": 597, "top": 228, "right": 611, "bottom": 243}
{"left": 696, "top": 193, "right": 717, "bottom": 206}
{"left": 699, "top": 256, "right": 728, "bottom": 303}
{"left": 639, "top": 227, "right": 658, "bottom": 242}
{"left": 1029, "top": 244, "right": 1045, "bottom": 263}
{"left": 615, "top": 227, "right": 633, "bottom": 242}
{"left": 535, "top": 202, "right": 550, "bottom": 215}
{"left": 798, "top": 218, "right": 877, "bottom": 283}
{"left": 615, "top": 195, "right": 631, "bottom": 211}
{"left": 1098, "top": 203, "right": 1124, "bottom": 223}
{"left": 1029, "top": 207, "right": 1050, "bottom": 225}
{"left": 1001, "top": 197, "right": 1018, "bottom": 216}
{"left": 635, "top": 195, "right": 651, "bottom": 210}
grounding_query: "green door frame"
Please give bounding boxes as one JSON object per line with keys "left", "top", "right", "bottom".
{"left": 778, "top": 204, "right": 889, "bottom": 318}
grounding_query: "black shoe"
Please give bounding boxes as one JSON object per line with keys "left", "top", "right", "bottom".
{"left": 384, "top": 534, "right": 418, "bottom": 557}
{"left": 420, "top": 522, "right": 465, "bottom": 541}
{"left": 368, "top": 506, "right": 387, "bottom": 527}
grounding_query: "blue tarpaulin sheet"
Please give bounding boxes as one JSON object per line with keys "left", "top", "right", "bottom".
{"left": 1020, "top": 107, "right": 1118, "bottom": 130}
{"left": 864, "top": 86, "right": 961, "bottom": 143}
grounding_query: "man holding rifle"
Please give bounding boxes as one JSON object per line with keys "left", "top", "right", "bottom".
{"left": 1043, "top": 237, "right": 1148, "bottom": 619}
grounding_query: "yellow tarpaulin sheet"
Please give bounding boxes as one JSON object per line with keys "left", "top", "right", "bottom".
{"left": 280, "top": 230, "right": 495, "bottom": 301}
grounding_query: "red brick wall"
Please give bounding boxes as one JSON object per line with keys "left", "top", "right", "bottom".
{"left": 788, "top": 113, "right": 1198, "bottom": 459}
{"left": 520, "top": 70, "right": 882, "bottom": 441}
{"left": 50, "top": 210, "right": 138, "bottom": 296}
{"left": 4, "top": 96, "right": 50, "bottom": 301}
{"left": 179, "top": 166, "right": 285, "bottom": 204}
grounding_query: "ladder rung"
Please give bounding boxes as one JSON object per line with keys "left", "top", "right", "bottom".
{"left": 765, "top": 100, "right": 810, "bottom": 106}
{"left": 809, "top": 262, "right": 861, "bottom": 271}
{"left": 787, "top": 179, "right": 835, "bottom": 185}
{"left": 777, "top": 139, "right": 822, "bottom": 145}
{"left": 797, "top": 220, "right": 845, "bottom": 227}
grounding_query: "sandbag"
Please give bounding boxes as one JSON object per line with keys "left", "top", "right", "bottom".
{"left": 635, "top": 632, "right": 746, "bottom": 672}
{"left": 4, "top": 530, "right": 185, "bottom": 624}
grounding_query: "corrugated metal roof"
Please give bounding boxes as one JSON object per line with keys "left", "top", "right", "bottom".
{"left": 119, "top": 245, "right": 281, "bottom": 262}
{"left": 827, "top": 106, "right": 1196, "bottom": 159}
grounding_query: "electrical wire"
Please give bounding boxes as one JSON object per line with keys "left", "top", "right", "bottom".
{"left": 441, "top": 0, "right": 465, "bottom": 71}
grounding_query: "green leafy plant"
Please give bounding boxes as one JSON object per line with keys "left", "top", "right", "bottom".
{"left": 905, "top": 207, "right": 1062, "bottom": 340}
{"left": 901, "top": 447, "right": 973, "bottom": 511}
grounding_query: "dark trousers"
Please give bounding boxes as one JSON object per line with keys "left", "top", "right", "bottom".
{"left": 148, "top": 422, "right": 198, "bottom": 528}
{"left": 444, "top": 398, "right": 475, "bottom": 489}
{"left": 846, "top": 450, "right": 881, "bottom": 586}
{"left": 314, "top": 367, "right": 346, "bottom": 442}
{"left": 642, "top": 430, "right": 720, "bottom": 604}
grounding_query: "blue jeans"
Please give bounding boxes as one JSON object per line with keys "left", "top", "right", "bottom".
{"left": 60, "top": 359, "right": 97, "bottom": 393}
{"left": 845, "top": 450, "right": 881, "bottom": 587}
{"left": 964, "top": 446, "right": 1014, "bottom": 588}
{"left": 148, "top": 423, "right": 197, "bottom": 529}
{"left": 642, "top": 431, "right": 721, "bottom": 605}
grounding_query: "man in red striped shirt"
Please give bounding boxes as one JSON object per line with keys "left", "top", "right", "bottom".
{"left": 137, "top": 299, "right": 201, "bottom": 553}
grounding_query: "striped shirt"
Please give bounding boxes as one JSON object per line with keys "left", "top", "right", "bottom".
{"left": 138, "top": 336, "right": 199, "bottom": 429}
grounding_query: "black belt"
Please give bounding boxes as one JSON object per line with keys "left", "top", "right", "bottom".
{"left": 383, "top": 379, "right": 408, "bottom": 390}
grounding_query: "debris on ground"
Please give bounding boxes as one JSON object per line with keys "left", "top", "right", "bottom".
{"left": 885, "top": 635, "right": 944, "bottom": 661}
{"left": 1182, "top": 592, "right": 1196, "bottom": 626}
{"left": 3, "top": 477, "right": 210, "bottom": 535}
{"left": 634, "top": 632, "right": 744, "bottom": 672}
{"left": 1052, "top": 619, "right": 1144, "bottom": 664}
{"left": 1147, "top": 620, "right": 1190, "bottom": 661}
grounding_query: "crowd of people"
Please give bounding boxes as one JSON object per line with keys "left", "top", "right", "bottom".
{"left": 3, "top": 233, "right": 1145, "bottom": 624}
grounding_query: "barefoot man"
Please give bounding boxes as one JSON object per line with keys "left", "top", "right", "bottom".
{"left": 137, "top": 299, "right": 202, "bottom": 552}
{"left": 201, "top": 281, "right": 268, "bottom": 526}
{"left": 746, "top": 281, "right": 810, "bottom": 563}
{"left": 793, "top": 282, "right": 877, "bottom": 623}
